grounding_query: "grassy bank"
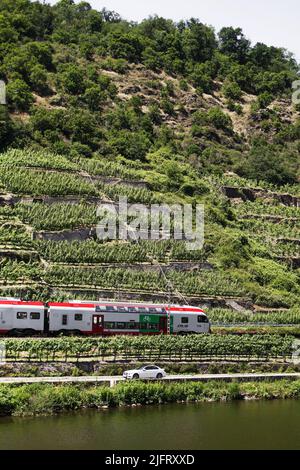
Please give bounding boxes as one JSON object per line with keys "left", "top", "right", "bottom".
{"left": 1, "top": 361, "right": 300, "bottom": 378}
{"left": 1, "top": 381, "right": 300, "bottom": 416}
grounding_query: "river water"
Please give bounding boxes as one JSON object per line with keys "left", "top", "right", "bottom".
{"left": 0, "top": 400, "right": 300, "bottom": 450}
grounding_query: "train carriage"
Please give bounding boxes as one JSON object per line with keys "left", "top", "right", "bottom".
{"left": 48, "top": 301, "right": 211, "bottom": 336}
{"left": 0, "top": 299, "right": 45, "bottom": 335}
{"left": 48, "top": 302, "right": 97, "bottom": 335}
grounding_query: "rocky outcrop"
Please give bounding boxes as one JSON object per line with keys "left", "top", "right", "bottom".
{"left": 276, "top": 257, "right": 300, "bottom": 269}
{"left": 222, "top": 186, "right": 300, "bottom": 207}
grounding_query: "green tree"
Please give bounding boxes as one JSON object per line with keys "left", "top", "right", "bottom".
{"left": 222, "top": 80, "right": 242, "bottom": 101}
{"left": 218, "top": 27, "right": 250, "bottom": 63}
{"left": 182, "top": 19, "right": 217, "bottom": 62}
{"left": 236, "top": 139, "right": 298, "bottom": 185}
{"left": 58, "top": 64, "right": 85, "bottom": 95}
{"left": 6, "top": 78, "right": 34, "bottom": 111}
{"left": 29, "top": 64, "right": 49, "bottom": 94}
{"left": 109, "top": 130, "right": 151, "bottom": 160}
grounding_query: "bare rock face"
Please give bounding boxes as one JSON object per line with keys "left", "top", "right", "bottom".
{"left": 222, "top": 186, "right": 300, "bottom": 207}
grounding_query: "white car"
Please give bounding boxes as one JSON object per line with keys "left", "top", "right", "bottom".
{"left": 123, "top": 365, "right": 167, "bottom": 380}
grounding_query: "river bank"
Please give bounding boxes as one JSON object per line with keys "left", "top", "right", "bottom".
{"left": 1, "top": 380, "right": 300, "bottom": 417}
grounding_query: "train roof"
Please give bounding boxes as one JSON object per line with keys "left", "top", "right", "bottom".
{"left": 0, "top": 299, "right": 207, "bottom": 315}
{"left": 0, "top": 300, "right": 44, "bottom": 306}
{"left": 55, "top": 299, "right": 205, "bottom": 309}
{"left": 48, "top": 301, "right": 206, "bottom": 314}
{"left": 48, "top": 302, "right": 95, "bottom": 309}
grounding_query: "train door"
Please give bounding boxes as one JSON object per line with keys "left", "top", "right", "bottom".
{"left": 159, "top": 316, "right": 168, "bottom": 334}
{"left": 92, "top": 314, "right": 104, "bottom": 335}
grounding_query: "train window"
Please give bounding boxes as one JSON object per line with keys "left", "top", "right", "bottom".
{"left": 30, "top": 312, "right": 40, "bottom": 320}
{"left": 106, "top": 306, "right": 116, "bottom": 312}
{"left": 96, "top": 306, "right": 106, "bottom": 312}
{"left": 198, "top": 315, "right": 208, "bottom": 323}
{"left": 118, "top": 307, "right": 127, "bottom": 313}
{"left": 17, "top": 312, "right": 27, "bottom": 320}
{"left": 138, "top": 307, "right": 148, "bottom": 313}
{"left": 75, "top": 314, "right": 83, "bottom": 321}
{"left": 128, "top": 307, "right": 137, "bottom": 313}
{"left": 158, "top": 308, "right": 166, "bottom": 314}
{"left": 116, "top": 322, "right": 126, "bottom": 329}
{"left": 62, "top": 315, "right": 68, "bottom": 326}
{"left": 104, "top": 322, "right": 115, "bottom": 329}
{"left": 148, "top": 323, "right": 159, "bottom": 330}
{"left": 127, "top": 322, "right": 139, "bottom": 329}
{"left": 181, "top": 317, "right": 189, "bottom": 324}
{"left": 149, "top": 308, "right": 158, "bottom": 314}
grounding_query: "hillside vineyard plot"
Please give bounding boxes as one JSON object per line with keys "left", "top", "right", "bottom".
{"left": 238, "top": 219, "right": 300, "bottom": 240}
{"left": 13, "top": 203, "right": 99, "bottom": 231}
{"left": 44, "top": 266, "right": 247, "bottom": 297}
{"left": 0, "top": 149, "right": 80, "bottom": 172}
{"left": 0, "top": 168, "right": 98, "bottom": 197}
{"left": 1, "top": 335, "right": 294, "bottom": 362}
{"left": 37, "top": 240, "right": 208, "bottom": 263}
{"left": 208, "top": 308, "right": 300, "bottom": 325}
{"left": 234, "top": 201, "right": 300, "bottom": 219}
{"left": 0, "top": 150, "right": 299, "bottom": 309}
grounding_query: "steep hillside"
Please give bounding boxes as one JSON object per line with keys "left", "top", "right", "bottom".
{"left": 0, "top": 0, "right": 299, "bottom": 314}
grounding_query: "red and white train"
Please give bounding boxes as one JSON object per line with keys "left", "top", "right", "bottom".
{"left": 0, "top": 298, "right": 210, "bottom": 336}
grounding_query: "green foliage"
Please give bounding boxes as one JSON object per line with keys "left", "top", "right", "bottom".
{"left": 193, "top": 107, "right": 233, "bottom": 132}
{"left": 105, "top": 32, "right": 143, "bottom": 63}
{"left": 36, "top": 239, "right": 207, "bottom": 264}
{"left": 208, "top": 308, "right": 300, "bottom": 326}
{"left": 2, "top": 334, "right": 294, "bottom": 363}
{"left": 2, "top": 379, "right": 300, "bottom": 415}
{"left": 57, "top": 64, "right": 85, "bottom": 95}
{"left": 109, "top": 130, "right": 151, "bottom": 161}
{"left": 256, "top": 92, "right": 273, "bottom": 109}
{"left": 6, "top": 79, "right": 34, "bottom": 111}
{"left": 45, "top": 265, "right": 246, "bottom": 297}
{"left": 0, "top": 148, "right": 79, "bottom": 171}
{"left": 0, "top": 167, "right": 97, "bottom": 196}
{"left": 236, "top": 139, "right": 299, "bottom": 185}
{"left": 218, "top": 27, "right": 250, "bottom": 63}
{"left": 189, "top": 63, "right": 214, "bottom": 93}
{"left": 29, "top": 64, "right": 49, "bottom": 94}
{"left": 214, "top": 232, "right": 251, "bottom": 268}
{"left": 222, "top": 80, "right": 242, "bottom": 101}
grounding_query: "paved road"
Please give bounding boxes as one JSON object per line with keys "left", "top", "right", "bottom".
{"left": 1, "top": 373, "right": 300, "bottom": 387}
